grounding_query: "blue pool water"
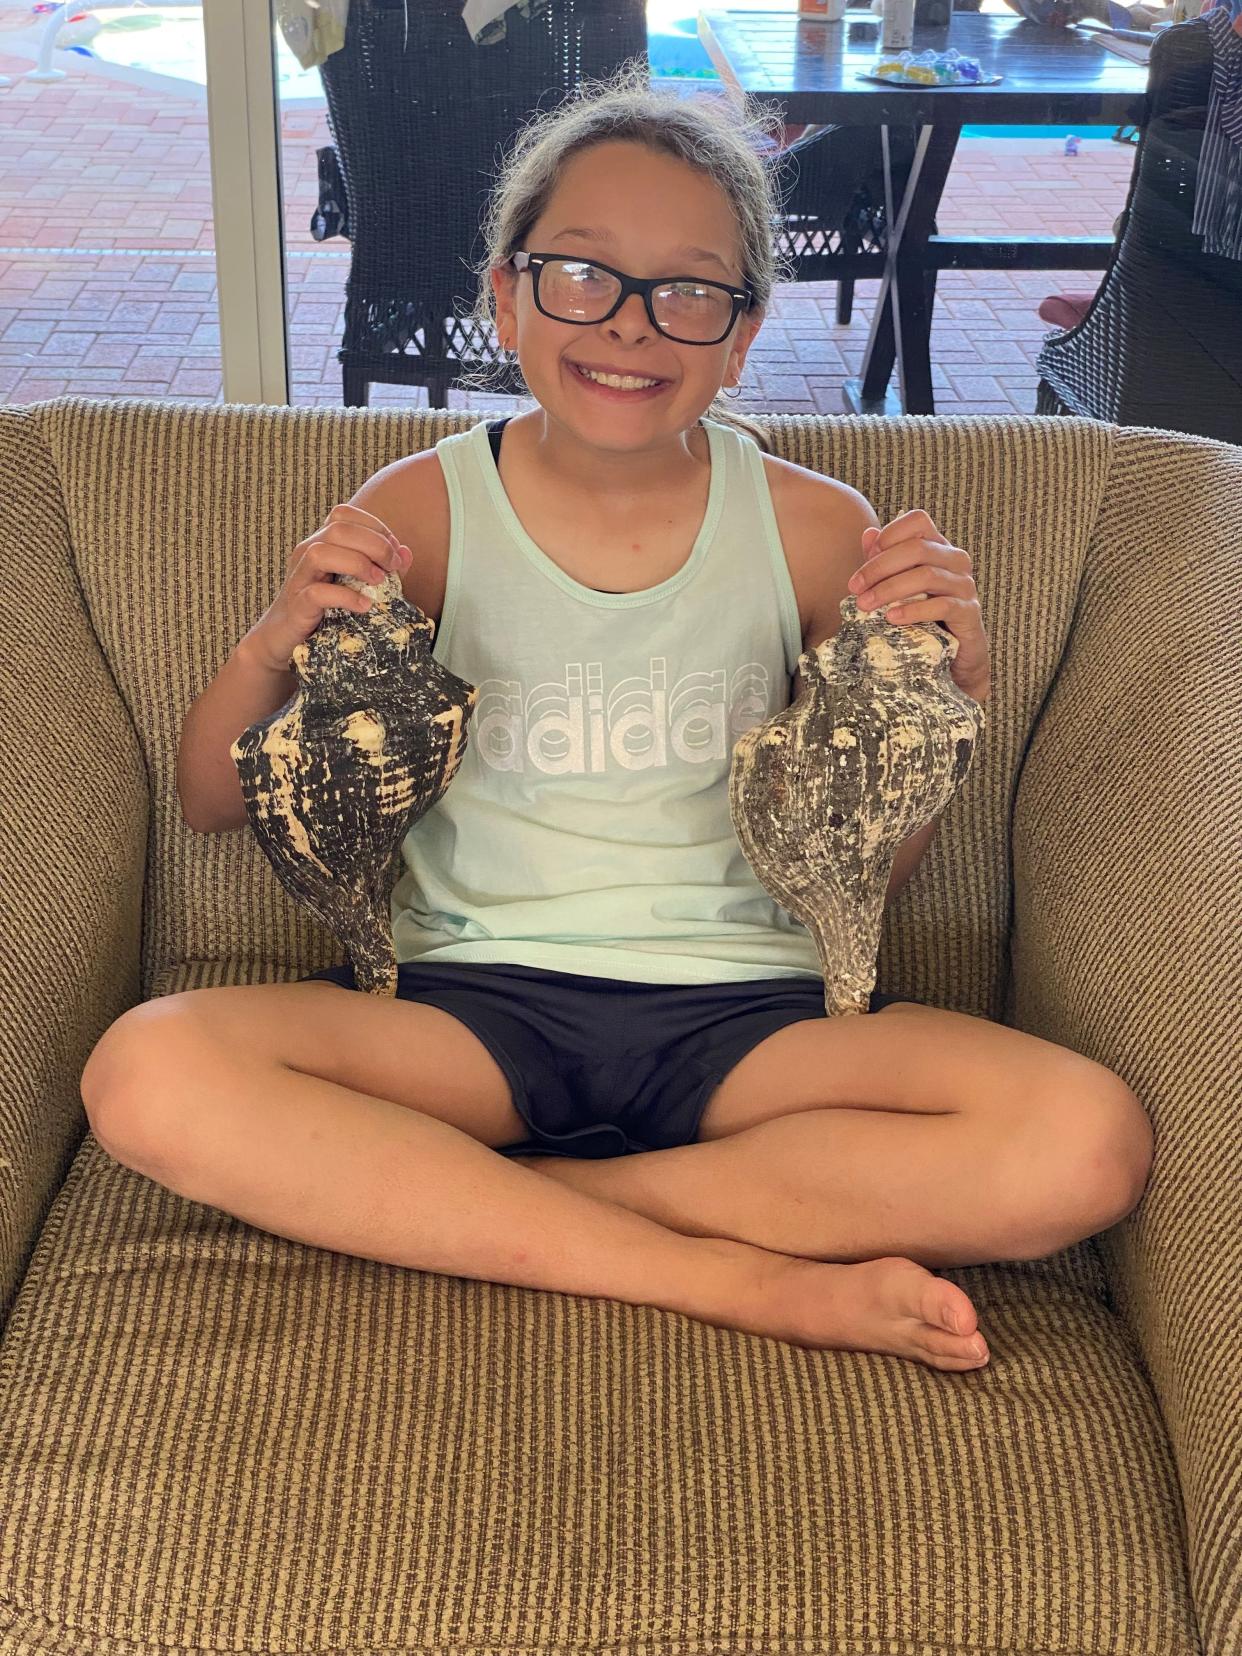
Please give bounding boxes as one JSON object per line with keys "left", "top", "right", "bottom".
{"left": 962, "top": 123, "right": 1121, "bottom": 137}
{"left": 74, "top": 3, "right": 1133, "bottom": 140}
{"left": 76, "top": 3, "right": 723, "bottom": 94}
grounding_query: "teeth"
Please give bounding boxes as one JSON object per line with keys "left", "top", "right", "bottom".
{"left": 577, "top": 365, "right": 662, "bottom": 390}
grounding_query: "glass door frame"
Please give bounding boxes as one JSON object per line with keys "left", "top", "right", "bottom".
{"left": 204, "top": 0, "right": 290, "bottom": 405}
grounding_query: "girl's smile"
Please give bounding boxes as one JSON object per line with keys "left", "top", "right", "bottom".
{"left": 565, "top": 358, "right": 675, "bottom": 402}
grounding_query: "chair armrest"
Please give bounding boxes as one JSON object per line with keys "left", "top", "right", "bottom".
{"left": 0, "top": 407, "right": 148, "bottom": 1329}
{"left": 1008, "top": 426, "right": 1241, "bottom": 1654}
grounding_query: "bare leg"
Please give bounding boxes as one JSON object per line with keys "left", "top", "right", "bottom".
{"left": 95, "top": 1049, "right": 991, "bottom": 1370}
{"left": 513, "top": 1105, "right": 1058, "bottom": 1270}
{"left": 102, "top": 1050, "right": 779, "bottom": 1336}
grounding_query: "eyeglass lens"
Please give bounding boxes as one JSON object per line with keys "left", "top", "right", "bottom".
{"left": 538, "top": 258, "right": 735, "bottom": 342}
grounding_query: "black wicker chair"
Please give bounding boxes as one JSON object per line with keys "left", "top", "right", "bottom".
{"left": 314, "top": 0, "right": 649, "bottom": 408}
{"left": 1035, "top": 17, "right": 1242, "bottom": 445}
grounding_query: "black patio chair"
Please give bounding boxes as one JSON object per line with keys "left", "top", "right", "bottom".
{"left": 314, "top": 0, "right": 649, "bottom": 408}
{"left": 1035, "top": 17, "right": 1242, "bottom": 445}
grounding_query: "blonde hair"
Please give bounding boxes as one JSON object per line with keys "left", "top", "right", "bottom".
{"left": 460, "top": 57, "right": 794, "bottom": 453}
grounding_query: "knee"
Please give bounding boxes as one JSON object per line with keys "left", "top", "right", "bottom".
{"left": 1015, "top": 1075, "right": 1154, "bottom": 1259}
{"left": 80, "top": 998, "right": 209, "bottom": 1169}
{"left": 1075, "top": 1076, "right": 1154, "bottom": 1224}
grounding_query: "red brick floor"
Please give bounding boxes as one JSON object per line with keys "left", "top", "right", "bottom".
{"left": 0, "top": 8, "right": 1136, "bottom": 414}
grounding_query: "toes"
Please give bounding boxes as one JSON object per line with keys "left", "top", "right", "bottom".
{"left": 920, "top": 1325, "right": 989, "bottom": 1365}
{"left": 866, "top": 1260, "right": 990, "bottom": 1368}
{"left": 918, "top": 1280, "right": 988, "bottom": 1364}
{"left": 925, "top": 1281, "right": 977, "bottom": 1338}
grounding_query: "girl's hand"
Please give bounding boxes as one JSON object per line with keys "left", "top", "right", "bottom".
{"left": 246, "top": 504, "right": 414, "bottom": 673}
{"left": 848, "top": 509, "right": 991, "bottom": 706}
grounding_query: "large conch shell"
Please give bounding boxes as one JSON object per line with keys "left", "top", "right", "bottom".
{"left": 728, "top": 590, "right": 986, "bottom": 1017}
{"left": 230, "top": 567, "right": 478, "bottom": 997}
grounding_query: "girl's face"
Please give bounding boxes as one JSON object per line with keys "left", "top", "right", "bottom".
{"left": 491, "top": 139, "right": 764, "bottom": 449}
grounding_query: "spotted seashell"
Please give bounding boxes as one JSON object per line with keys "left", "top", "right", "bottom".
{"left": 230, "top": 567, "right": 478, "bottom": 996}
{"left": 728, "top": 590, "right": 986, "bottom": 1017}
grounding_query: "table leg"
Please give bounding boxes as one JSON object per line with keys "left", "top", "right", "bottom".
{"left": 850, "top": 122, "right": 960, "bottom": 416}
{"left": 856, "top": 290, "right": 898, "bottom": 410}
{"left": 894, "top": 253, "right": 935, "bottom": 415}
{"left": 894, "top": 122, "right": 960, "bottom": 414}
{"left": 850, "top": 124, "right": 928, "bottom": 413}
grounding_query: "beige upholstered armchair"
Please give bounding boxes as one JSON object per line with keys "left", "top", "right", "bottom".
{"left": 0, "top": 398, "right": 1237, "bottom": 1655}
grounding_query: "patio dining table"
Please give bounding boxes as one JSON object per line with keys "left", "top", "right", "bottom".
{"left": 698, "top": 8, "right": 1152, "bottom": 414}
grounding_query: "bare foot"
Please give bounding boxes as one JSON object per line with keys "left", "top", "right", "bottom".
{"left": 510, "top": 1156, "right": 989, "bottom": 1371}
{"left": 750, "top": 1251, "right": 991, "bottom": 1372}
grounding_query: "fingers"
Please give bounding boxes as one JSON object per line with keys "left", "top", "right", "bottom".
{"left": 319, "top": 522, "right": 408, "bottom": 562}
{"left": 325, "top": 502, "right": 404, "bottom": 558}
{"left": 290, "top": 505, "right": 412, "bottom": 587}
{"left": 328, "top": 501, "right": 399, "bottom": 539}
{"left": 857, "top": 509, "right": 972, "bottom": 596}
{"left": 875, "top": 508, "right": 951, "bottom": 549}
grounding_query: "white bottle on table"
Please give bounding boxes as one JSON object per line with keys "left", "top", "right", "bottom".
{"left": 882, "top": 0, "right": 916, "bottom": 52}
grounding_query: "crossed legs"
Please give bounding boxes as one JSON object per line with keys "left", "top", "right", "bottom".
{"left": 78, "top": 985, "right": 1153, "bottom": 1373}
{"left": 514, "top": 1004, "right": 1155, "bottom": 1270}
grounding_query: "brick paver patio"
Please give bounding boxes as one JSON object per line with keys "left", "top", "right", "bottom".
{"left": 0, "top": 5, "right": 1136, "bottom": 415}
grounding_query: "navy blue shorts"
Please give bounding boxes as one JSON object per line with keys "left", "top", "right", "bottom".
{"left": 297, "top": 959, "right": 917, "bottom": 1161}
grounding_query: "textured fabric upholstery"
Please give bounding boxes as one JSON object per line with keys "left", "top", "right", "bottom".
{"left": 0, "top": 398, "right": 1236, "bottom": 1654}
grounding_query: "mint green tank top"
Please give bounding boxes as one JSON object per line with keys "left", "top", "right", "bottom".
{"left": 389, "top": 414, "right": 824, "bottom": 984}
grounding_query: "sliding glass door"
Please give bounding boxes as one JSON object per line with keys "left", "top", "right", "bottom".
{"left": 205, "top": 0, "right": 288, "bottom": 405}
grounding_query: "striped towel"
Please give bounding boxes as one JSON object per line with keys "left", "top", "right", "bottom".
{"left": 462, "top": 0, "right": 551, "bottom": 44}
{"left": 1191, "top": 0, "right": 1242, "bottom": 257}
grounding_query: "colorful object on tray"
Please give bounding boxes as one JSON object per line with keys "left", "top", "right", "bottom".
{"left": 866, "top": 47, "right": 993, "bottom": 82}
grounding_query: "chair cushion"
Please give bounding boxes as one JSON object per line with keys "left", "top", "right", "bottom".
{"left": 0, "top": 1095, "right": 1201, "bottom": 1655}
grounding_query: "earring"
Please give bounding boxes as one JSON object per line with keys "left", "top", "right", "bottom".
{"left": 721, "top": 381, "right": 742, "bottom": 400}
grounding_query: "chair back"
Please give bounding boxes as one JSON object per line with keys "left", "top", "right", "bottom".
{"left": 770, "top": 124, "right": 924, "bottom": 279}
{"left": 319, "top": 0, "right": 648, "bottom": 399}
{"left": 1036, "top": 18, "right": 1242, "bottom": 443}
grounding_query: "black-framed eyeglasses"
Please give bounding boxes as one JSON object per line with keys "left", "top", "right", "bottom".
{"left": 508, "top": 251, "right": 754, "bottom": 346}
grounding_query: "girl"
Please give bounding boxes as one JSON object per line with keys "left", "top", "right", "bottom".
{"left": 84, "top": 62, "right": 1152, "bottom": 1373}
